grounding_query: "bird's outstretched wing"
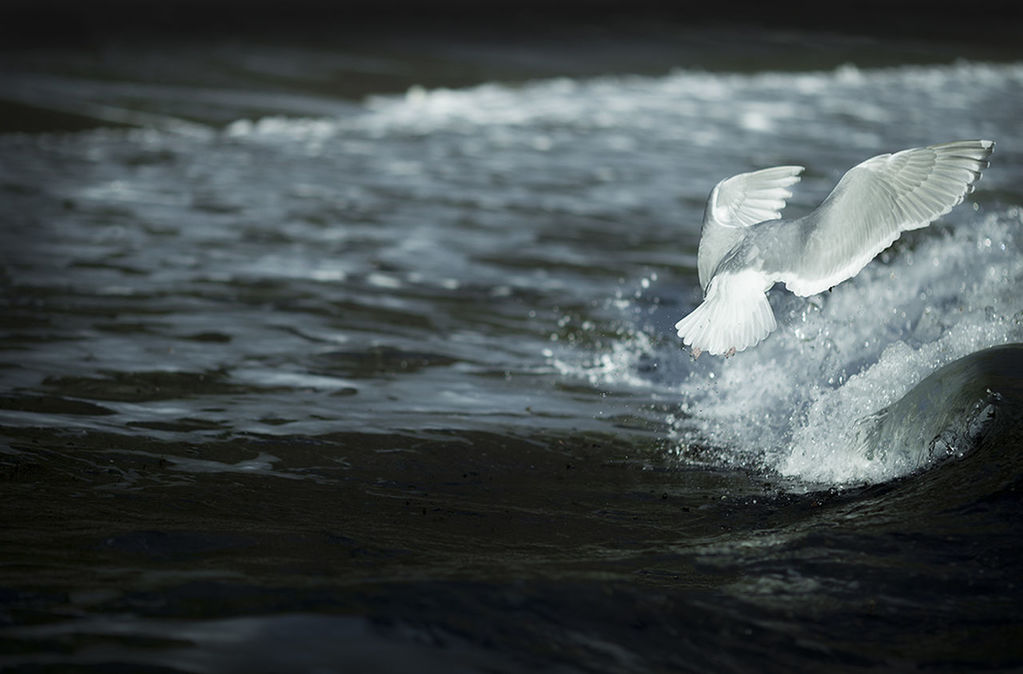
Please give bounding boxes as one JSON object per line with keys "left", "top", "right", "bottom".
{"left": 698, "top": 165, "right": 804, "bottom": 290}
{"left": 776, "top": 140, "right": 994, "bottom": 297}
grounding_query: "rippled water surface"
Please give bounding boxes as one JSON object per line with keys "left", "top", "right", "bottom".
{"left": 2, "top": 37, "right": 1023, "bottom": 672}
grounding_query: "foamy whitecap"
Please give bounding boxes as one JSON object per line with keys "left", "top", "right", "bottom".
{"left": 672, "top": 208, "right": 1023, "bottom": 485}
{"left": 548, "top": 204, "right": 1021, "bottom": 485}
{"left": 222, "top": 62, "right": 1023, "bottom": 148}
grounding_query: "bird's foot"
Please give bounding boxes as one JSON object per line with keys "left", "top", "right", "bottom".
{"left": 724, "top": 347, "right": 736, "bottom": 358}
{"left": 691, "top": 347, "right": 702, "bottom": 360}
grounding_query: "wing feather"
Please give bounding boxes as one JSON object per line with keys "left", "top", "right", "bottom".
{"left": 776, "top": 140, "right": 994, "bottom": 296}
{"left": 698, "top": 165, "right": 804, "bottom": 290}
{"left": 706, "top": 165, "right": 805, "bottom": 229}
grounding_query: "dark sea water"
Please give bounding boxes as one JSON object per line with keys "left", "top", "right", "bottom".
{"left": 2, "top": 23, "right": 1023, "bottom": 673}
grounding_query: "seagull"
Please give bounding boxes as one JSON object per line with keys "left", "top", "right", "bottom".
{"left": 675, "top": 140, "right": 995, "bottom": 358}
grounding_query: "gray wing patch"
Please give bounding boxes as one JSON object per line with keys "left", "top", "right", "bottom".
{"left": 698, "top": 165, "right": 804, "bottom": 291}
{"left": 775, "top": 140, "right": 993, "bottom": 297}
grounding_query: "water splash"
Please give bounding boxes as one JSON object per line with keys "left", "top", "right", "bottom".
{"left": 549, "top": 206, "right": 1022, "bottom": 484}
{"left": 673, "top": 208, "right": 1023, "bottom": 484}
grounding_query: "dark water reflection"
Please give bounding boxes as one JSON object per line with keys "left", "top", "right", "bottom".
{"left": 2, "top": 24, "right": 1023, "bottom": 673}
{"left": 3, "top": 376, "right": 1023, "bottom": 672}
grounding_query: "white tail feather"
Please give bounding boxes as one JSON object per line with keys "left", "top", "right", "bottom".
{"left": 674, "top": 271, "right": 777, "bottom": 356}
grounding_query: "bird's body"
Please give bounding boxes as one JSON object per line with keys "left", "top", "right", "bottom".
{"left": 676, "top": 140, "right": 995, "bottom": 357}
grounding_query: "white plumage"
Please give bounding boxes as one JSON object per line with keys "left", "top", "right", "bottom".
{"left": 676, "top": 140, "right": 995, "bottom": 358}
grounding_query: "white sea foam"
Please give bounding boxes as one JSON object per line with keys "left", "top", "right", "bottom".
{"left": 549, "top": 207, "right": 1022, "bottom": 485}
{"left": 672, "top": 208, "right": 1023, "bottom": 485}
{"left": 223, "top": 61, "right": 1023, "bottom": 147}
